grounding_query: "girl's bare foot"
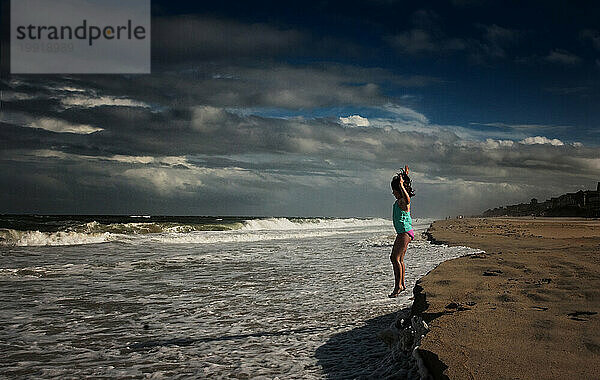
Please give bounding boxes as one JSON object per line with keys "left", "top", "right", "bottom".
{"left": 388, "top": 286, "right": 406, "bottom": 298}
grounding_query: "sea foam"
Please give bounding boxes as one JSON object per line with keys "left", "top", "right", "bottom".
{"left": 0, "top": 228, "right": 115, "bottom": 247}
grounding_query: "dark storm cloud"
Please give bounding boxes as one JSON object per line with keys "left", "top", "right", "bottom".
{"left": 152, "top": 14, "right": 368, "bottom": 65}
{"left": 580, "top": 29, "right": 600, "bottom": 51}
{"left": 386, "top": 8, "right": 531, "bottom": 65}
{"left": 2, "top": 62, "right": 439, "bottom": 112}
{"left": 543, "top": 49, "right": 583, "bottom": 65}
{"left": 388, "top": 29, "right": 467, "bottom": 56}
{"left": 153, "top": 15, "right": 305, "bottom": 62}
{"left": 449, "top": 0, "right": 491, "bottom": 7}
{"left": 387, "top": 9, "right": 467, "bottom": 56}
{"left": 383, "top": 5, "right": 597, "bottom": 70}
{"left": 464, "top": 24, "right": 524, "bottom": 63}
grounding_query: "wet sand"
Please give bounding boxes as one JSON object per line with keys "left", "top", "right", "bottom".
{"left": 417, "top": 217, "right": 600, "bottom": 379}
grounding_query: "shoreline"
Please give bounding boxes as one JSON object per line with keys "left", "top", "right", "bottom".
{"left": 402, "top": 217, "right": 600, "bottom": 379}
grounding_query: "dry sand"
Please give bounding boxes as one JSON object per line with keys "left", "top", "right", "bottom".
{"left": 416, "top": 217, "right": 600, "bottom": 379}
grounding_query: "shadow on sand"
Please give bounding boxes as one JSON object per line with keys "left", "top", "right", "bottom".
{"left": 314, "top": 311, "right": 408, "bottom": 379}
{"left": 315, "top": 283, "right": 454, "bottom": 380}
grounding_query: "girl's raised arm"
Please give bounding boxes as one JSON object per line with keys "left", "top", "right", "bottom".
{"left": 398, "top": 174, "right": 411, "bottom": 204}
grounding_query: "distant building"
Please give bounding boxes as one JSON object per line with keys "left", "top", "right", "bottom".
{"left": 482, "top": 182, "right": 600, "bottom": 217}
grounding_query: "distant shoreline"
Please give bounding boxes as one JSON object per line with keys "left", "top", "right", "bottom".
{"left": 411, "top": 217, "right": 600, "bottom": 379}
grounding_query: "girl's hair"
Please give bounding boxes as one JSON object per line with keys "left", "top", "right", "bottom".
{"left": 391, "top": 169, "right": 415, "bottom": 197}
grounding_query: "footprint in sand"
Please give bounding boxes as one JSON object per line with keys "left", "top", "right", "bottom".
{"left": 483, "top": 269, "right": 503, "bottom": 276}
{"left": 567, "top": 311, "right": 597, "bottom": 321}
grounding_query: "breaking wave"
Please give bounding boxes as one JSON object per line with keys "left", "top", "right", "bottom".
{"left": 0, "top": 217, "right": 392, "bottom": 247}
{"left": 0, "top": 229, "right": 115, "bottom": 247}
{"left": 240, "top": 217, "right": 389, "bottom": 231}
{"left": 73, "top": 221, "right": 244, "bottom": 234}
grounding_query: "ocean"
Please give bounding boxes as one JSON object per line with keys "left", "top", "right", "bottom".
{"left": 0, "top": 215, "right": 479, "bottom": 378}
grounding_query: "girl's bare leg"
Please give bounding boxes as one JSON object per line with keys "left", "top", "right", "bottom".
{"left": 389, "top": 233, "right": 410, "bottom": 297}
{"left": 391, "top": 241, "right": 401, "bottom": 291}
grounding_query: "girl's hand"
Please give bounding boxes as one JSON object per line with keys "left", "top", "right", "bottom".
{"left": 404, "top": 165, "right": 409, "bottom": 175}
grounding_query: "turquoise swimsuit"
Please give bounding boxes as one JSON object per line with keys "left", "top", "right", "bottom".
{"left": 393, "top": 201, "right": 413, "bottom": 234}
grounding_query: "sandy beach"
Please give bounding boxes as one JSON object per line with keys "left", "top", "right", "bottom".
{"left": 417, "top": 217, "right": 600, "bottom": 379}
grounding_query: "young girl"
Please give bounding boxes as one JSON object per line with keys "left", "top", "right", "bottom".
{"left": 389, "top": 165, "right": 415, "bottom": 298}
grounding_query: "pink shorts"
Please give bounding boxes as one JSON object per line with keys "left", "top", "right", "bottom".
{"left": 405, "top": 229, "right": 414, "bottom": 241}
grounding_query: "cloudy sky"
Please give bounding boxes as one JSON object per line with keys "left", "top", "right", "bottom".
{"left": 1, "top": 0, "right": 600, "bottom": 217}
